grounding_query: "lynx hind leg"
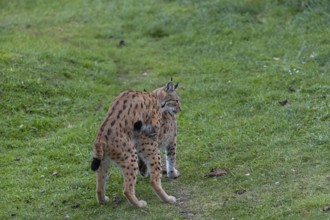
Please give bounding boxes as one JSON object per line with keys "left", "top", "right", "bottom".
{"left": 117, "top": 149, "right": 147, "bottom": 208}
{"left": 166, "top": 144, "right": 180, "bottom": 179}
{"left": 96, "top": 159, "right": 110, "bottom": 204}
{"left": 138, "top": 155, "right": 149, "bottom": 177}
{"left": 137, "top": 140, "right": 176, "bottom": 204}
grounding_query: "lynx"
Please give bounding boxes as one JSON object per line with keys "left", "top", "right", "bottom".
{"left": 91, "top": 81, "right": 180, "bottom": 208}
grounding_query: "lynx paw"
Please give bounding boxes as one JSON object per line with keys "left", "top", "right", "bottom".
{"left": 137, "top": 200, "right": 147, "bottom": 208}
{"left": 167, "top": 169, "right": 180, "bottom": 179}
{"left": 98, "top": 196, "right": 110, "bottom": 204}
{"left": 167, "top": 196, "right": 176, "bottom": 204}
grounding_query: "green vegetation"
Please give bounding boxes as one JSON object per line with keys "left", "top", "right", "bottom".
{"left": 1, "top": 0, "right": 329, "bottom": 219}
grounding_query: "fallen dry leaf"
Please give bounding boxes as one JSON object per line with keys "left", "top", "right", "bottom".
{"left": 279, "top": 99, "right": 288, "bottom": 106}
{"left": 113, "top": 196, "right": 121, "bottom": 205}
{"left": 71, "top": 203, "right": 80, "bottom": 209}
{"left": 322, "top": 205, "right": 330, "bottom": 212}
{"left": 234, "top": 189, "right": 247, "bottom": 195}
{"left": 116, "top": 39, "right": 125, "bottom": 48}
{"left": 207, "top": 168, "right": 227, "bottom": 177}
{"left": 288, "top": 86, "right": 295, "bottom": 92}
{"left": 326, "top": 174, "right": 330, "bottom": 181}
{"left": 303, "top": 210, "right": 309, "bottom": 217}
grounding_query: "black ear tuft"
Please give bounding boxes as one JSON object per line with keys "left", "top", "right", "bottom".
{"left": 134, "top": 121, "right": 143, "bottom": 131}
{"left": 91, "top": 158, "right": 101, "bottom": 171}
{"left": 175, "top": 82, "right": 179, "bottom": 89}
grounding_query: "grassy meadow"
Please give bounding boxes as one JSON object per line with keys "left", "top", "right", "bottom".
{"left": 1, "top": 0, "right": 330, "bottom": 219}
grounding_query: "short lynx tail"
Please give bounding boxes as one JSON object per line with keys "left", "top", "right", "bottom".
{"left": 91, "top": 158, "right": 101, "bottom": 171}
{"left": 134, "top": 120, "right": 143, "bottom": 131}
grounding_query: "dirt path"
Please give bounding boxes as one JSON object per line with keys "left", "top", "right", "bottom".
{"left": 173, "top": 187, "right": 198, "bottom": 220}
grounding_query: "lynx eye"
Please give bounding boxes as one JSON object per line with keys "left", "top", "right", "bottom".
{"left": 167, "top": 100, "right": 178, "bottom": 105}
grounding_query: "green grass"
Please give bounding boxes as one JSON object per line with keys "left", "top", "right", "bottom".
{"left": 1, "top": 0, "right": 330, "bottom": 219}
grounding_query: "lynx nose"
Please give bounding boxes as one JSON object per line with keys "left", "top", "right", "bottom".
{"left": 174, "top": 106, "right": 181, "bottom": 113}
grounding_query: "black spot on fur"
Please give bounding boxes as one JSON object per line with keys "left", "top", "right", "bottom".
{"left": 91, "top": 158, "right": 101, "bottom": 171}
{"left": 134, "top": 121, "right": 143, "bottom": 131}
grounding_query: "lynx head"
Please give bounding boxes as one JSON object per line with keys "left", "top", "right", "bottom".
{"left": 153, "top": 80, "right": 181, "bottom": 114}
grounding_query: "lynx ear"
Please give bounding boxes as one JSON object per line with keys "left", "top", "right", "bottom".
{"left": 165, "top": 81, "right": 179, "bottom": 92}
{"left": 165, "top": 82, "right": 175, "bottom": 92}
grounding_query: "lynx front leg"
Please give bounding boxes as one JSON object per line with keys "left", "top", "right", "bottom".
{"left": 96, "top": 159, "right": 110, "bottom": 204}
{"left": 166, "top": 142, "right": 180, "bottom": 179}
{"left": 138, "top": 140, "right": 176, "bottom": 204}
{"left": 150, "top": 168, "right": 176, "bottom": 204}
